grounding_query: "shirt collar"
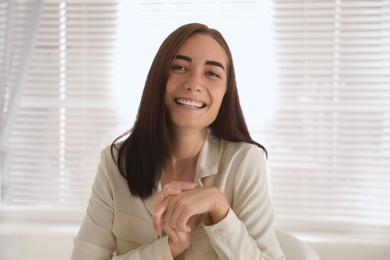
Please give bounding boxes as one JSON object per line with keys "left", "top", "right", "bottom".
{"left": 194, "top": 128, "right": 220, "bottom": 184}
{"left": 144, "top": 129, "right": 220, "bottom": 215}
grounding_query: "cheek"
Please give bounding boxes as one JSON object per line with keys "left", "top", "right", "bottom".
{"left": 214, "top": 86, "right": 227, "bottom": 106}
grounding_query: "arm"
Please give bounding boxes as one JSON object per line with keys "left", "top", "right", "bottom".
{"left": 70, "top": 149, "right": 174, "bottom": 260}
{"left": 151, "top": 146, "right": 285, "bottom": 260}
{"left": 203, "top": 146, "right": 285, "bottom": 260}
{"left": 153, "top": 182, "right": 228, "bottom": 257}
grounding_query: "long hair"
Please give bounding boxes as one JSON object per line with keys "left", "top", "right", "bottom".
{"left": 111, "top": 23, "right": 266, "bottom": 199}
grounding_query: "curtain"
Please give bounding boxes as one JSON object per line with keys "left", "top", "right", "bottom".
{"left": 1, "top": 0, "right": 118, "bottom": 208}
{"left": 0, "top": 0, "right": 43, "bottom": 204}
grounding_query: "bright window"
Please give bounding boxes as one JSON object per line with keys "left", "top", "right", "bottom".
{"left": 263, "top": 0, "right": 390, "bottom": 243}
{"left": 1, "top": 0, "right": 389, "bottom": 245}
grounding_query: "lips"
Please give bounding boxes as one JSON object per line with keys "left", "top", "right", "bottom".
{"left": 175, "top": 98, "right": 206, "bottom": 109}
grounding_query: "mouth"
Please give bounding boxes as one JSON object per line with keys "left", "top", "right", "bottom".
{"left": 175, "top": 98, "right": 206, "bottom": 109}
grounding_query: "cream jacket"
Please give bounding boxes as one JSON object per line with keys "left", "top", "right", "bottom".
{"left": 71, "top": 131, "right": 285, "bottom": 260}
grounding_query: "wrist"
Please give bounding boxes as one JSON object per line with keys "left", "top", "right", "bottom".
{"left": 168, "top": 234, "right": 191, "bottom": 258}
{"left": 210, "top": 205, "right": 229, "bottom": 224}
{"left": 209, "top": 190, "right": 229, "bottom": 224}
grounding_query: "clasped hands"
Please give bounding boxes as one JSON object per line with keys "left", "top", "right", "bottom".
{"left": 152, "top": 181, "right": 229, "bottom": 257}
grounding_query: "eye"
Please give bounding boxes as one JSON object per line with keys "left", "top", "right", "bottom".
{"left": 171, "top": 65, "right": 186, "bottom": 71}
{"left": 206, "top": 71, "right": 220, "bottom": 78}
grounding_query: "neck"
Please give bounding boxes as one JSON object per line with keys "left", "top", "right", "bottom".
{"left": 163, "top": 128, "right": 207, "bottom": 182}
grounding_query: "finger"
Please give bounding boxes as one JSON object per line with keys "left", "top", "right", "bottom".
{"left": 162, "top": 197, "right": 175, "bottom": 231}
{"left": 153, "top": 188, "right": 183, "bottom": 233}
{"left": 154, "top": 182, "right": 199, "bottom": 235}
{"left": 177, "top": 214, "right": 192, "bottom": 232}
{"left": 152, "top": 210, "right": 163, "bottom": 235}
{"left": 153, "top": 196, "right": 171, "bottom": 235}
{"left": 165, "top": 227, "right": 179, "bottom": 243}
{"left": 154, "top": 188, "right": 182, "bottom": 206}
{"left": 175, "top": 200, "right": 194, "bottom": 232}
{"left": 162, "top": 211, "right": 180, "bottom": 243}
{"left": 154, "top": 182, "right": 198, "bottom": 206}
{"left": 163, "top": 181, "right": 198, "bottom": 191}
{"left": 169, "top": 203, "right": 190, "bottom": 233}
{"left": 162, "top": 196, "right": 192, "bottom": 233}
{"left": 161, "top": 197, "right": 189, "bottom": 240}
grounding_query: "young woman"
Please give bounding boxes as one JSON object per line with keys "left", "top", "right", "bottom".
{"left": 71, "top": 23, "right": 285, "bottom": 260}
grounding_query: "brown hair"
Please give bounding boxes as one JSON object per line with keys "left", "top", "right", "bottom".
{"left": 111, "top": 23, "right": 266, "bottom": 198}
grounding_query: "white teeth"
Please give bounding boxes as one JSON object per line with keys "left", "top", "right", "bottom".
{"left": 176, "top": 98, "right": 204, "bottom": 108}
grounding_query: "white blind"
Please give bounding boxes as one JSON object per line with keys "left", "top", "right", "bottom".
{"left": 1, "top": 0, "right": 276, "bottom": 216}
{"left": 0, "top": 0, "right": 42, "bottom": 146}
{"left": 3, "top": 0, "right": 389, "bottom": 244}
{"left": 262, "top": 0, "right": 390, "bottom": 240}
{"left": 1, "top": 0, "right": 273, "bottom": 211}
{"left": 0, "top": 1, "right": 42, "bottom": 195}
{"left": 2, "top": 0, "right": 118, "bottom": 208}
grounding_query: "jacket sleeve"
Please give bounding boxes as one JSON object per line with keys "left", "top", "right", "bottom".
{"left": 70, "top": 149, "right": 173, "bottom": 260}
{"left": 203, "top": 146, "right": 285, "bottom": 260}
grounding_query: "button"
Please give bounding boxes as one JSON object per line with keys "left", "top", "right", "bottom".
{"left": 214, "top": 229, "right": 221, "bottom": 236}
{"left": 162, "top": 257, "right": 168, "bottom": 260}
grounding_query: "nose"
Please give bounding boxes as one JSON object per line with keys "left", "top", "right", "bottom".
{"left": 184, "top": 71, "right": 203, "bottom": 92}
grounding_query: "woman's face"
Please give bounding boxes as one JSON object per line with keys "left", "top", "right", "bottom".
{"left": 165, "top": 34, "right": 228, "bottom": 132}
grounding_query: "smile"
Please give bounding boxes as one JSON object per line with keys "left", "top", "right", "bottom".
{"left": 175, "top": 98, "right": 206, "bottom": 109}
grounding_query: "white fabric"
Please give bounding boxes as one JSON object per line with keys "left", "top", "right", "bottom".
{"left": 71, "top": 130, "right": 285, "bottom": 260}
{"left": 275, "top": 229, "right": 320, "bottom": 260}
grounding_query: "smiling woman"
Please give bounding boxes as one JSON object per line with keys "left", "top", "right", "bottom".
{"left": 2, "top": 1, "right": 389, "bottom": 260}
{"left": 1, "top": 1, "right": 280, "bottom": 259}
{"left": 70, "top": 23, "right": 285, "bottom": 260}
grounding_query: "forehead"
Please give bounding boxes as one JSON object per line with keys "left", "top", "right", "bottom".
{"left": 176, "top": 34, "right": 228, "bottom": 66}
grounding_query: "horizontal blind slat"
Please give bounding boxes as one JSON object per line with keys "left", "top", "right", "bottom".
{"left": 4, "top": 0, "right": 119, "bottom": 209}
{"left": 267, "top": 0, "right": 390, "bottom": 231}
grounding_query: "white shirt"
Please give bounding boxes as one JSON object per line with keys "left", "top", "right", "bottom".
{"left": 71, "top": 130, "right": 285, "bottom": 260}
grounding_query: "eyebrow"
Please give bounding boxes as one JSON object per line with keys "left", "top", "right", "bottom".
{"left": 174, "top": 54, "right": 225, "bottom": 71}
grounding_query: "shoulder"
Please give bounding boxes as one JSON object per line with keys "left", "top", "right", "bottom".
{"left": 214, "top": 138, "right": 268, "bottom": 183}
{"left": 101, "top": 144, "right": 117, "bottom": 164}
{"left": 211, "top": 139, "right": 270, "bottom": 204}
{"left": 218, "top": 138, "right": 268, "bottom": 184}
{"left": 94, "top": 144, "right": 131, "bottom": 198}
{"left": 97, "top": 144, "right": 123, "bottom": 182}
{"left": 100, "top": 141, "right": 124, "bottom": 164}
{"left": 219, "top": 138, "right": 266, "bottom": 163}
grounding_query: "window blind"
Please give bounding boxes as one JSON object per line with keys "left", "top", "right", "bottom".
{"left": 1, "top": 0, "right": 271, "bottom": 212}
{"left": 261, "top": 0, "right": 390, "bottom": 241}
{"left": 0, "top": 0, "right": 42, "bottom": 147}
{"left": 2, "top": 0, "right": 389, "bottom": 244}
{"left": 0, "top": 1, "right": 43, "bottom": 210}
{"left": 2, "top": 0, "right": 118, "bottom": 209}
